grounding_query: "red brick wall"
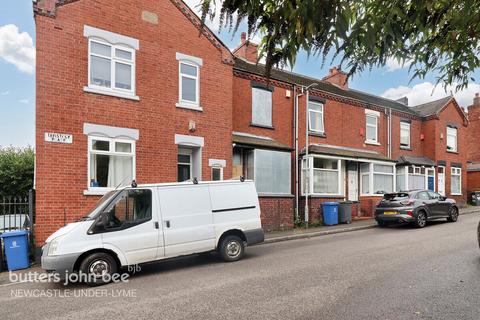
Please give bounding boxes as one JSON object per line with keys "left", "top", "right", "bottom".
{"left": 359, "top": 196, "right": 382, "bottom": 217}
{"left": 467, "top": 171, "right": 480, "bottom": 192}
{"left": 258, "top": 197, "right": 294, "bottom": 231}
{"left": 391, "top": 115, "right": 424, "bottom": 160}
{"left": 35, "top": 0, "right": 234, "bottom": 245}
{"left": 468, "top": 105, "right": 480, "bottom": 162}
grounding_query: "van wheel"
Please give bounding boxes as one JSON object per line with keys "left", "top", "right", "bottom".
{"left": 79, "top": 252, "right": 118, "bottom": 286}
{"left": 219, "top": 235, "right": 244, "bottom": 262}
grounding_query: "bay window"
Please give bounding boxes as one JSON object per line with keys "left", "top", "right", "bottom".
{"left": 312, "top": 158, "right": 340, "bottom": 194}
{"left": 451, "top": 167, "right": 462, "bottom": 195}
{"left": 88, "top": 137, "right": 135, "bottom": 189}
{"left": 360, "top": 163, "right": 395, "bottom": 195}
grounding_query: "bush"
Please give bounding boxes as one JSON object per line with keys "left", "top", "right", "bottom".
{"left": 0, "top": 146, "right": 35, "bottom": 196}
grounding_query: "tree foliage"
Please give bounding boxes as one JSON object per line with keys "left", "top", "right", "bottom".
{"left": 0, "top": 147, "right": 35, "bottom": 196}
{"left": 200, "top": 0, "right": 480, "bottom": 89}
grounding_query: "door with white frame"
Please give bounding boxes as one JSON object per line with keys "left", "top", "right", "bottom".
{"left": 437, "top": 166, "right": 445, "bottom": 196}
{"left": 347, "top": 162, "right": 359, "bottom": 201}
{"left": 426, "top": 168, "right": 435, "bottom": 191}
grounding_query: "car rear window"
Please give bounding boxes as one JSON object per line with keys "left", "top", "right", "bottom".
{"left": 383, "top": 193, "right": 410, "bottom": 201}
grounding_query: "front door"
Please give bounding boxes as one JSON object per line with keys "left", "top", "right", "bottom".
{"left": 437, "top": 166, "right": 445, "bottom": 196}
{"left": 101, "top": 188, "right": 162, "bottom": 265}
{"left": 348, "top": 163, "right": 358, "bottom": 201}
{"left": 427, "top": 168, "right": 435, "bottom": 191}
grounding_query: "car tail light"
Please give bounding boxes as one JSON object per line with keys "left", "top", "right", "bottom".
{"left": 406, "top": 210, "right": 413, "bottom": 217}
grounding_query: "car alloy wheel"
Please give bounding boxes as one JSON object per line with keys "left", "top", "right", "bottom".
{"left": 447, "top": 207, "right": 459, "bottom": 222}
{"left": 415, "top": 211, "right": 427, "bottom": 228}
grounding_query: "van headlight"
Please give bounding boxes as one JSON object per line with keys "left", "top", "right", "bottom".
{"left": 48, "top": 235, "right": 65, "bottom": 256}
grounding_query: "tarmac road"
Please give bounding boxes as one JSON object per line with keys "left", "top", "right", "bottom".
{"left": 1, "top": 212, "right": 479, "bottom": 320}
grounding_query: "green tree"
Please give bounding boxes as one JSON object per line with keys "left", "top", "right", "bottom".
{"left": 200, "top": 0, "right": 480, "bottom": 89}
{"left": 0, "top": 147, "right": 35, "bottom": 196}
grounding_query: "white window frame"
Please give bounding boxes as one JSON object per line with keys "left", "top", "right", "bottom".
{"left": 446, "top": 126, "right": 458, "bottom": 152}
{"left": 178, "top": 60, "right": 200, "bottom": 109}
{"left": 360, "top": 162, "right": 396, "bottom": 196}
{"left": 308, "top": 101, "right": 325, "bottom": 133}
{"left": 211, "top": 166, "right": 224, "bottom": 181}
{"left": 178, "top": 149, "right": 193, "bottom": 182}
{"left": 302, "top": 156, "right": 342, "bottom": 196}
{"left": 400, "top": 121, "right": 411, "bottom": 149}
{"left": 451, "top": 167, "right": 462, "bottom": 195}
{"left": 87, "top": 135, "right": 136, "bottom": 192}
{"left": 365, "top": 113, "right": 379, "bottom": 145}
{"left": 87, "top": 38, "right": 136, "bottom": 97}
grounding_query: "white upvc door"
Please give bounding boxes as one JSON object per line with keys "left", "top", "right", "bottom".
{"left": 348, "top": 164, "right": 358, "bottom": 201}
{"left": 438, "top": 166, "right": 445, "bottom": 196}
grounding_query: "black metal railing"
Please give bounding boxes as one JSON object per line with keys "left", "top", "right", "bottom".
{"left": 0, "top": 190, "right": 34, "bottom": 233}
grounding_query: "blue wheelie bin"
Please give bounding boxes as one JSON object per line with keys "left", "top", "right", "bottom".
{"left": 322, "top": 202, "right": 339, "bottom": 226}
{"left": 1, "top": 230, "right": 30, "bottom": 271}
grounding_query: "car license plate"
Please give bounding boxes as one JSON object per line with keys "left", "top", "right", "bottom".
{"left": 383, "top": 211, "right": 397, "bottom": 215}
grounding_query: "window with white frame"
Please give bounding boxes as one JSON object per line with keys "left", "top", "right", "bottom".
{"left": 308, "top": 100, "right": 324, "bottom": 133}
{"left": 451, "top": 167, "right": 462, "bottom": 195}
{"left": 88, "top": 38, "right": 135, "bottom": 94}
{"left": 360, "top": 163, "right": 395, "bottom": 195}
{"left": 372, "top": 164, "right": 394, "bottom": 194}
{"left": 365, "top": 114, "right": 378, "bottom": 143}
{"left": 360, "top": 163, "right": 370, "bottom": 194}
{"left": 446, "top": 126, "right": 457, "bottom": 152}
{"left": 88, "top": 137, "right": 135, "bottom": 189}
{"left": 179, "top": 61, "right": 199, "bottom": 106}
{"left": 251, "top": 87, "right": 273, "bottom": 127}
{"left": 312, "top": 158, "right": 341, "bottom": 195}
{"left": 408, "top": 165, "right": 426, "bottom": 190}
{"left": 396, "top": 166, "right": 406, "bottom": 191}
{"left": 400, "top": 121, "right": 411, "bottom": 148}
{"left": 211, "top": 166, "right": 223, "bottom": 181}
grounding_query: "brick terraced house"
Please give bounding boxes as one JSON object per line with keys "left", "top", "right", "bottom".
{"left": 34, "top": 0, "right": 469, "bottom": 245}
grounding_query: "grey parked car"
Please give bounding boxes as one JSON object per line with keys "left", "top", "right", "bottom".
{"left": 375, "top": 190, "right": 459, "bottom": 228}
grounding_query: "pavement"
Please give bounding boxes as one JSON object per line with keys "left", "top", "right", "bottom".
{"left": 0, "top": 209, "right": 479, "bottom": 319}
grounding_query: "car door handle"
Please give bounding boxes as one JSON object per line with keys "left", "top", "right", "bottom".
{"left": 165, "top": 220, "right": 171, "bottom": 228}
{"left": 154, "top": 221, "right": 159, "bottom": 229}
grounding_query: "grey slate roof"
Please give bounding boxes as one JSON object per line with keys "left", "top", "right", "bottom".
{"left": 397, "top": 155, "right": 436, "bottom": 166}
{"left": 234, "top": 58, "right": 420, "bottom": 116}
{"left": 409, "top": 96, "right": 453, "bottom": 117}
{"left": 467, "top": 162, "right": 480, "bottom": 172}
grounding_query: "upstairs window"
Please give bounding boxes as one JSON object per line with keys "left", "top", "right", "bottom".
{"left": 446, "top": 126, "right": 457, "bottom": 152}
{"left": 251, "top": 87, "right": 273, "bottom": 127}
{"left": 400, "top": 121, "right": 411, "bottom": 149}
{"left": 308, "top": 101, "right": 324, "bottom": 133}
{"left": 365, "top": 113, "right": 378, "bottom": 144}
{"left": 88, "top": 39, "right": 135, "bottom": 94}
{"left": 179, "top": 62, "right": 199, "bottom": 105}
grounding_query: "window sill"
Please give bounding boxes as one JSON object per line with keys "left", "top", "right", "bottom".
{"left": 451, "top": 193, "right": 462, "bottom": 196}
{"left": 365, "top": 140, "right": 380, "bottom": 146}
{"left": 176, "top": 102, "right": 203, "bottom": 112}
{"left": 83, "top": 189, "right": 113, "bottom": 196}
{"left": 400, "top": 146, "right": 412, "bottom": 151}
{"left": 446, "top": 150, "right": 459, "bottom": 154}
{"left": 83, "top": 86, "right": 140, "bottom": 101}
{"left": 303, "top": 194, "right": 344, "bottom": 198}
{"left": 360, "top": 194, "right": 385, "bottom": 197}
{"left": 258, "top": 193, "right": 294, "bottom": 198}
{"left": 309, "top": 131, "right": 326, "bottom": 138}
{"left": 250, "top": 122, "right": 274, "bottom": 130}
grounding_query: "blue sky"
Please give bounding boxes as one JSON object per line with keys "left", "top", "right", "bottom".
{"left": 1, "top": 0, "right": 479, "bottom": 148}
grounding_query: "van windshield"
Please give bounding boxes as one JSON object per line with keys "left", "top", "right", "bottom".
{"left": 83, "top": 190, "right": 119, "bottom": 219}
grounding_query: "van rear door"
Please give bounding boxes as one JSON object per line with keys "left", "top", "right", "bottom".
{"left": 158, "top": 185, "right": 215, "bottom": 257}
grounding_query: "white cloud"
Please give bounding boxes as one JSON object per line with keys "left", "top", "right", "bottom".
{"left": 381, "top": 81, "right": 480, "bottom": 107}
{"left": 0, "top": 24, "right": 35, "bottom": 74}
{"left": 385, "top": 58, "right": 412, "bottom": 72}
{"left": 0, "top": 90, "right": 9, "bottom": 96}
{"left": 19, "top": 98, "right": 29, "bottom": 104}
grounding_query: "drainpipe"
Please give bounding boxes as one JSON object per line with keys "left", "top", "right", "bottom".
{"left": 305, "top": 89, "right": 310, "bottom": 227}
{"left": 293, "top": 84, "right": 299, "bottom": 221}
{"left": 386, "top": 108, "right": 392, "bottom": 159}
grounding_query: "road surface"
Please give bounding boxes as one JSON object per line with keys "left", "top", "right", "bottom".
{"left": 1, "top": 212, "right": 479, "bottom": 320}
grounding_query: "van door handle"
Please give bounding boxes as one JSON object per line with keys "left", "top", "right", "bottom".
{"left": 154, "top": 221, "right": 159, "bottom": 229}
{"left": 165, "top": 220, "right": 171, "bottom": 228}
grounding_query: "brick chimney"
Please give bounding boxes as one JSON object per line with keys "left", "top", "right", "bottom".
{"left": 322, "top": 66, "right": 348, "bottom": 89}
{"left": 467, "top": 93, "right": 480, "bottom": 161}
{"left": 233, "top": 32, "right": 259, "bottom": 63}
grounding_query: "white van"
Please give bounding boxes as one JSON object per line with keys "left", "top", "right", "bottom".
{"left": 41, "top": 180, "right": 264, "bottom": 285}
